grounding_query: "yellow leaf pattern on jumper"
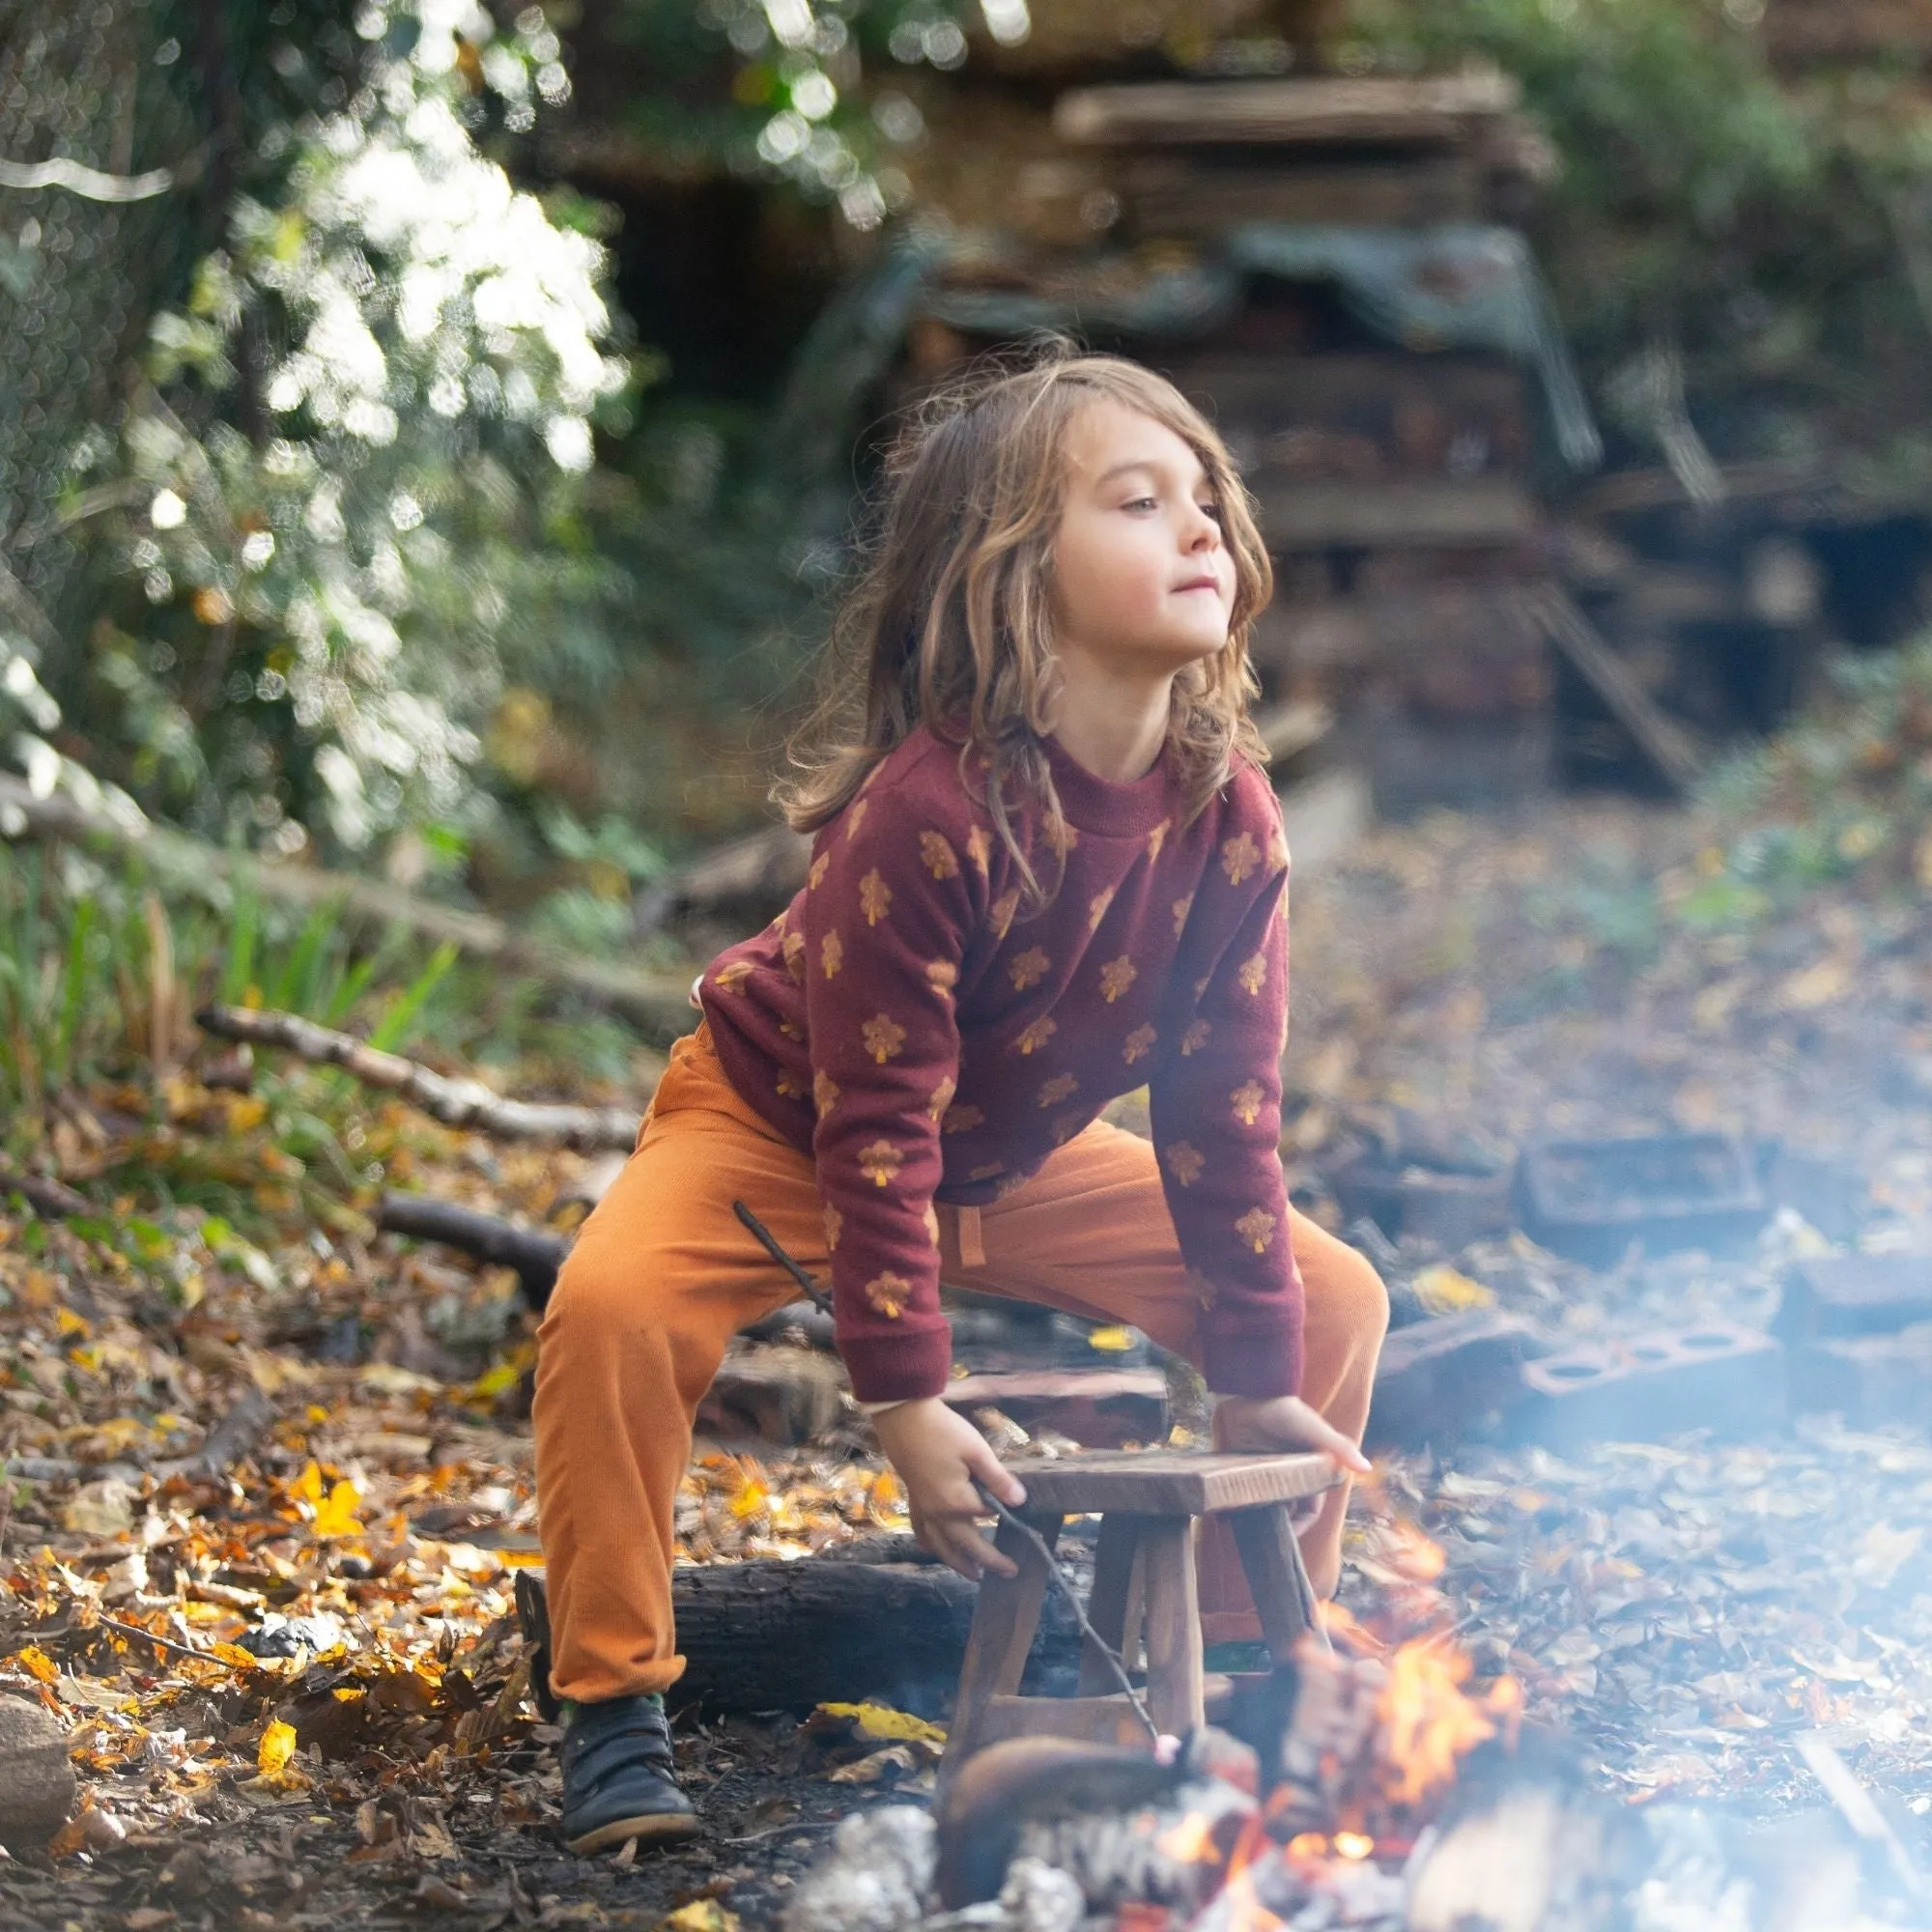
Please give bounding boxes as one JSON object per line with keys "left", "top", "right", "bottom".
{"left": 859, "top": 869, "right": 893, "bottom": 925}
{"left": 1186, "top": 1267, "right": 1217, "bottom": 1310}
{"left": 966, "top": 824, "right": 991, "bottom": 875}
{"left": 1013, "top": 1015, "right": 1058, "bottom": 1056}
{"left": 864, "top": 1270, "right": 911, "bottom": 1319}
{"left": 990, "top": 889, "right": 1020, "bottom": 939}
{"left": 777, "top": 1068, "right": 807, "bottom": 1100}
{"left": 1088, "top": 888, "right": 1114, "bottom": 930}
{"left": 1267, "top": 824, "right": 1290, "bottom": 872}
{"left": 782, "top": 929, "right": 807, "bottom": 982}
{"left": 969, "top": 1160, "right": 1004, "bottom": 1180}
{"left": 1230, "top": 1080, "right": 1265, "bottom": 1126}
{"left": 1038, "top": 1072, "right": 1079, "bottom": 1107}
{"left": 1051, "top": 1112, "right": 1082, "bottom": 1146}
{"left": 921, "top": 830, "right": 960, "bottom": 879}
{"left": 858, "top": 1140, "right": 903, "bottom": 1187}
{"left": 1009, "top": 947, "right": 1051, "bottom": 990}
{"left": 1221, "top": 831, "right": 1261, "bottom": 886}
{"left": 923, "top": 1203, "right": 940, "bottom": 1246}
{"left": 714, "top": 959, "right": 754, "bottom": 994}
{"left": 823, "top": 1203, "right": 842, "bottom": 1251}
{"left": 1045, "top": 817, "right": 1078, "bottom": 858}
{"left": 944, "top": 1103, "right": 985, "bottom": 1134}
{"left": 809, "top": 851, "right": 830, "bottom": 890}
{"left": 1148, "top": 818, "right": 1170, "bottom": 862}
{"left": 1122, "top": 1023, "right": 1157, "bottom": 1065}
{"left": 1098, "top": 955, "right": 1138, "bottom": 1003}
{"left": 1236, "top": 1208, "right": 1278, "bottom": 1254}
{"left": 847, "top": 796, "right": 869, "bottom": 839}
{"left": 813, "top": 1070, "right": 840, "bottom": 1116}
{"left": 926, "top": 959, "right": 958, "bottom": 998}
{"left": 780, "top": 1019, "right": 804, "bottom": 1040}
{"left": 1172, "top": 894, "right": 1193, "bottom": 938}
{"left": 1166, "top": 1142, "right": 1206, "bottom": 1186}
{"left": 1237, "top": 951, "right": 1268, "bottom": 996}
{"left": 821, "top": 930, "right": 844, "bottom": 979}
{"left": 1181, "top": 1018, "right": 1211, "bottom": 1056}
{"left": 927, "top": 1074, "right": 956, "bottom": 1122}
{"left": 862, "top": 1012, "right": 907, "bottom": 1064}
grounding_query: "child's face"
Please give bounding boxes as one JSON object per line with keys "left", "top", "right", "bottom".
{"left": 1049, "top": 399, "right": 1236, "bottom": 672}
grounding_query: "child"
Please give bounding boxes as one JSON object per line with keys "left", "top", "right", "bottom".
{"left": 532, "top": 349, "right": 1389, "bottom": 1853}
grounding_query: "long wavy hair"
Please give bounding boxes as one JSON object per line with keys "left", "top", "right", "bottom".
{"left": 772, "top": 344, "right": 1274, "bottom": 915}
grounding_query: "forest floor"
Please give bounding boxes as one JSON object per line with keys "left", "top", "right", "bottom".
{"left": 5, "top": 781, "right": 1932, "bottom": 1928}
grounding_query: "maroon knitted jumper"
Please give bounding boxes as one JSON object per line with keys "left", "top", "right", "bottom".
{"left": 696, "top": 724, "right": 1302, "bottom": 1405}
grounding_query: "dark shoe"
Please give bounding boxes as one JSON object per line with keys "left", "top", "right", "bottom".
{"left": 558, "top": 1693, "right": 700, "bottom": 1853}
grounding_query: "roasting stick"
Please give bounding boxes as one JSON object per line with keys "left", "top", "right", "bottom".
{"left": 732, "top": 1199, "right": 835, "bottom": 1315}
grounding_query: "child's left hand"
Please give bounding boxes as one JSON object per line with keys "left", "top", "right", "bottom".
{"left": 1212, "top": 1394, "right": 1373, "bottom": 1475}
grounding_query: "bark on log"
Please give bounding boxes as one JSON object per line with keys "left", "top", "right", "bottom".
{"left": 668, "top": 1555, "right": 1082, "bottom": 1715}
{"left": 0, "top": 773, "right": 696, "bottom": 1035}
{"left": 198, "top": 1003, "right": 653, "bottom": 1148}
{"left": 0, "top": 1162, "right": 88, "bottom": 1220}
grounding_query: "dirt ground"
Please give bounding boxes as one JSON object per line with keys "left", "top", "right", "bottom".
{"left": 7, "top": 787, "right": 1932, "bottom": 1926}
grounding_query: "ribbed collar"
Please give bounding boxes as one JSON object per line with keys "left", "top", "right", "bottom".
{"left": 1040, "top": 730, "right": 1179, "bottom": 838}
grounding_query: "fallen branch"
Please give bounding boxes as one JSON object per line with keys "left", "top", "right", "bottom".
{"left": 0, "top": 1162, "right": 87, "bottom": 1220}
{"left": 197, "top": 1004, "right": 652, "bottom": 1149}
{"left": 0, "top": 773, "right": 697, "bottom": 1035}
{"left": 377, "top": 1194, "right": 569, "bottom": 1307}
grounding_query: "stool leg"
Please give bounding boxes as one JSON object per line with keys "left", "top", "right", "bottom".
{"left": 1227, "top": 1501, "right": 1324, "bottom": 1663}
{"left": 1137, "top": 1516, "right": 1205, "bottom": 1738}
{"left": 1077, "top": 1513, "right": 1144, "bottom": 1695}
{"left": 947, "top": 1511, "right": 1062, "bottom": 1765}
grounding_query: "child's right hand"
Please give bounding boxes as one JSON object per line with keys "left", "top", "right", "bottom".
{"left": 871, "top": 1397, "right": 1028, "bottom": 1581}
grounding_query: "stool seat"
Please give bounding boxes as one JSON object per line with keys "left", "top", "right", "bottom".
{"left": 943, "top": 1451, "right": 1341, "bottom": 1773}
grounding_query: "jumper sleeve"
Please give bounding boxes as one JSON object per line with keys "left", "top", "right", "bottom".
{"left": 1149, "top": 823, "right": 1302, "bottom": 1399}
{"left": 796, "top": 786, "right": 980, "bottom": 1403}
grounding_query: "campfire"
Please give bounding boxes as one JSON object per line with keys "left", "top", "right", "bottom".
{"left": 782, "top": 1512, "right": 1932, "bottom": 1932}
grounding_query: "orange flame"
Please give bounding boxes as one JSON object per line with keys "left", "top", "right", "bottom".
{"left": 1376, "top": 1634, "right": 1521, "bottom": 1807}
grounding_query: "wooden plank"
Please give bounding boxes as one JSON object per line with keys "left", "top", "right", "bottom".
{"left": 947, "top": 1512, "right": 1063, "bottom": 1764}
{"left": 1055, "top": 72, "right": 1520, "bottom": 148}
{"left": 1076, "top": 1513, "right": 1144, "bottom": 1696}
{"left": 1528, "top": 586, "right": 1704, "bottom": 793}
{"left": 1138, "top": 1518, "right": 1206, "bottom": 1737}
{"left": 1007, "top": 1451, "right": 1339, "bottom": 1517}
{"left": 1162, "top": 353, "right": 1528, "bottom": 425}
{"left": 1227, "top": 1503, "right": 1316, "bottom": 1664}
{"left": 1123, "top": 156, "right": 1485, "bottom": 233}
{"left": 1256, "top": 477, "right": 1538, "bottom": 550}
{"left": 975, "top": 1692, "right": 1156, "bottom": 1752}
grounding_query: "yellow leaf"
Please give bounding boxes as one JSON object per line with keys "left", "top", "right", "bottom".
{"left": 729, "top": 1480, "right": 769, "bottom": 1520}
{"left": 1411, "top": 1265, "right": 1496, "bottom": 1316}
{"left": 258, "top": 1719, "right": 298, "bottom": 1777}
{"left": 224, "top": 1094, "right": 269, "bottom": 1134}
{"left": 827, "top": 1742, "right": 923, "bottom": 1783}
{"left": 1779, "top": 955, "right": 1851, "bottom": 1010}
{"left": 311, "top": 1478, "right": 365, "bottom": 1541}
{"left": 1087, "top": 1325, "right": 1136, "bottom": 1353}
{"left": 293, "top": 1461, "right": 325, "bottom": 1507}
{"left": 14, "top": 1643, "right": 59, "bottom": 1686}
{"left": 658, "top": 1904, "right": 740, "bottom": 1932}
{"left": 211, "top": 1641, "right": 258, "bottom": 1668}
{"left": 812, "top": 1701, "right": 948, "bottom": 1747}
{"left": 54, "top": 1306, "right": 89, "bottom": 1339}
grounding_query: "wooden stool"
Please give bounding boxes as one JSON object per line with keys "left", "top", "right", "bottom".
{"left": 945, "top": 1452, "right": 1340, "bottom": 1767}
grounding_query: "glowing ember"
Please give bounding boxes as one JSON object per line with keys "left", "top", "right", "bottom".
{"left": 1332, "top": 1831, "right": 1375, "bottom": 1861}
{"left": 1377, "top": 1634, "right": 1522, "bottom": 1807}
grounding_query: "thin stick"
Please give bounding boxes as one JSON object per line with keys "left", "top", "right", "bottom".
{"left": 731, "top": 1201, "right": 834, "bottom": 1315}
{"left": 94, "top": 1612, "right": 248, "bottom": 1667}
{"left": 973, "top": 1481, "right": 1160, "bottom": 1746}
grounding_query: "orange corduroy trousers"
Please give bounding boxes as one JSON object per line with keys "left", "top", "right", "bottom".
{"left": 532, "top": 1020, "right": 1388, "bottom": 1706}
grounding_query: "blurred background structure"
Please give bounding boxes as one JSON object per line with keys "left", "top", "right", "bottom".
{"left": 11, "top": 0, "right": 1932, "bottom": 1047}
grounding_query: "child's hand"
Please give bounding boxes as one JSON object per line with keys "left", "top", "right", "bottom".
{"left": 1213, "top": 1394, "right": 1373, "bottom": 1475}
{"left": 872, "top": 1398, "right": 1029, "bottom": 1582}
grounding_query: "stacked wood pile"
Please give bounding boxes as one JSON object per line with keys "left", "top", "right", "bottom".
{"left": 894, "top": 65, "right": 1574, "bottom": 810}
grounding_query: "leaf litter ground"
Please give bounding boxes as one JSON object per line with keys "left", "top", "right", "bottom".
{"left": 5, "top": 790, "right": 1932, "bottom": 1926}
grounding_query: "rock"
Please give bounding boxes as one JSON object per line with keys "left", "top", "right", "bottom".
{"left": 0, "top": 1694, "right": 76, "bottom": 1849}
